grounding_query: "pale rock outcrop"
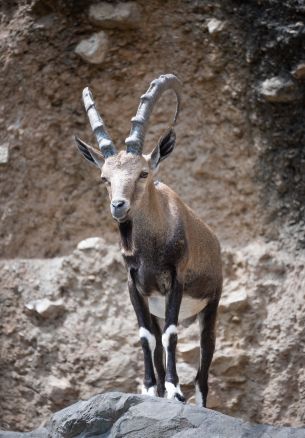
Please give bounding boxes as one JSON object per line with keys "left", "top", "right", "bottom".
{"left": 45, "top": 376, "right": 78, "bottom": 407}
{"left": 89, "top": 2, "right": 141, "bottom": 29}
{"left": 258, "top": 76, "right": 300, "bottom": 102}
{"left": 25, "top": 298, "right": 65, "bottom": 320}
{"left": 74, "top": 31, "right": 108, "bottom": 64}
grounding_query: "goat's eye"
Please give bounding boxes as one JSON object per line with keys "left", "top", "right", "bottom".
{"left": 101, "top": 177, "right": 109, "bottom": 184}
{"left": 139, "top": 171, "right": 149, "bottom": 179}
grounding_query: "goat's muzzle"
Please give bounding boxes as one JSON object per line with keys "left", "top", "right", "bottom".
{"left": 110, "top": 199, "right": 130, "bottom": 222}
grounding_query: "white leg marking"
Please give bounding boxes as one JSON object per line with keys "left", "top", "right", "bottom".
{"left": 162, "top": 325, "right": 184, "bottom": 401}
{"left": 195, "top": 383, "right": 203, "bottom": 406}
{"left": 161, "top": 324, "right": 177, "bottom": 366}
{"left": 139, "top": 327, "right": 156, "bottom": 397}
{"left": 139, "top": 327, "right": 156, "bottom": 354}
{"left": 142, "top": 384, "right": 157, "bottom": 396}
{"left": 165, "top": 382, "right": 184, "bottom": 400}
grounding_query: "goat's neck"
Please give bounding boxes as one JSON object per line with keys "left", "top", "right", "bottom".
{"left": 118, "top": 180, "right": 165, "bottom": 252}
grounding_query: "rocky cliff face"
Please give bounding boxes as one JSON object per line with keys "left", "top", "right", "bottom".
{"left": 2, "top": 0, "right": 304, "bottom": 259}
{"left": 1, "top": 238, "right": 304, "bottom": 431}
{"left": 0, "top": 0, "right": 304, "bottom": 433}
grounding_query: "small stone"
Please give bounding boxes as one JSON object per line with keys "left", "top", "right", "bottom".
{"left": 75, "top": 31, "right": 108, "bottom": 64}
{"left": 233, "top": 127, "right": 243, "bottom": 138}
{"left": 25, "top": 298, "right": 66, "bottom": 319}
{"left": 227, "top": 396, "right": 240, "bottom": 409}
{"left": 89, "top": 2, "right": 141, "bottom": 29}
{"left": 176, "top": 362, "right": 197, "bottom": 386}
{"left": 291, "top": 62, "right": 305, "bottom": 79}
{"left": 46, "top": 376, "right": 78, "bottom": 405}
{"left": 0, "top": 142, "right": 9, "bottom": 164}
{"left": 178, "top": 342, "right": 199, "bottom": 363}
{"left": 3, "top": 322, "right": 16, "bottom": 335}
{"left": 207, "top": 18, "right": 225, "bottom": 35}
{"left": 258, "top": 76, "right": 300, "bottom": 102}
{"left": 219, "top": 289, "right": 248, "bottom": 312}
{"left": 77, "top": 237, "right": 105, "bottom": 251}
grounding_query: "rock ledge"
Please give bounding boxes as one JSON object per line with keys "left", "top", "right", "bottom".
{"left": 1, "top": 392, "right": 305, "bottom": 438}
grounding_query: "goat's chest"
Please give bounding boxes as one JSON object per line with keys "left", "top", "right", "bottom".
{"left": 134, "top": 262, "right": 172, "bottom": 297}
{"left": 124, "top": 257, "right": 208, "bottom": 321}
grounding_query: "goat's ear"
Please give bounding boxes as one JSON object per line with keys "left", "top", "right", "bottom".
{"left": 75, "top": 136, "right": 104, "bottom": 168}
{"left": 149, "top": 128, "right": 176, "bottom": 171}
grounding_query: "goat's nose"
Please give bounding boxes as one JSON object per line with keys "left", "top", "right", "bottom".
{"left": 111, "top": 200, "right": 125, "bottom": 209}
{"left": 110, "top": 199, "right": 130, "bottom": 221}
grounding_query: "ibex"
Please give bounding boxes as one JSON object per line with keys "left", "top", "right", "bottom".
{"left": 75, "top": 74, "right": 222, "bottom": 406}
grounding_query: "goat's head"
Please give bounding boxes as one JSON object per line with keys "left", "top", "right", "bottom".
{"left": 75, "top": 74, "right": 181, "bottom": 223}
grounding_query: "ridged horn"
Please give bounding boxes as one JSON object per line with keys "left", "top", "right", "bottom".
{"left": 125, "top": 74, "right": 182, "bottom": 155}
{"left": 82, "top": 87, "right": 117, "bottom": 159}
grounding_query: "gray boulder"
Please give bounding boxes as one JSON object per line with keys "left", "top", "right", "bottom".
{"left": 3, "top": 392, "right": 305, "bottom": 437}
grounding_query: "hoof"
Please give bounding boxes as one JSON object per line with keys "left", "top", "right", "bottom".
{"left": 142, "top": 385, "right": 157, "bottom": 396}
{"left": 174, "top": 392, "right": 186, "bottom": 403}
{"left": 165, "top": 382, "right": 185, "bottom": 402}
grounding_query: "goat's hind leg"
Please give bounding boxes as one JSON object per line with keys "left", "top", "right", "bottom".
{"left": 195, "top": 299, "right": 218, "bottom": 407}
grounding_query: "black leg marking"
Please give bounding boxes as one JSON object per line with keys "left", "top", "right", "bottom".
{"left": 141, "top": 336, "right": 157, "bottom": 390}
{"left": 162, "top": 277, "right": 185, "bottom": 402}
{"left": 196, "top": 300, "right": 219, "bottom": 407}
{"left": 151, "top": 316, "right": 165, "bottom": 397}
{"left": 128, "top": 270, "right": 157, "bottom": 395}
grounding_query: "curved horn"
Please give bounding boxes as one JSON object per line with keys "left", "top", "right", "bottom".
{"left": 82, "top": 87, "right": 117, "bottom": 158}
{"left": 125, "top": 74, "right": 182, "bottom": 155}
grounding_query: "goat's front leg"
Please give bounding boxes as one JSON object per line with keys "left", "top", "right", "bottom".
{"left": 151, "top": 315, "right": 166, "bottom": 397}
{"left": 162, "top": 276, "right": 185, "bottom": 402}
{"left": 128, "top": 271, "right": 157, "bottom": 396}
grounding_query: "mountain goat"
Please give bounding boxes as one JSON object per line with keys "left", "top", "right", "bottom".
{"left": 75, "top": 74, "right": 222, "bottom": 406}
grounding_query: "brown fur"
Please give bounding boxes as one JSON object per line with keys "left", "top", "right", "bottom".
{"left": 100, "top": 150, "right": 222, "bottom": 304}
